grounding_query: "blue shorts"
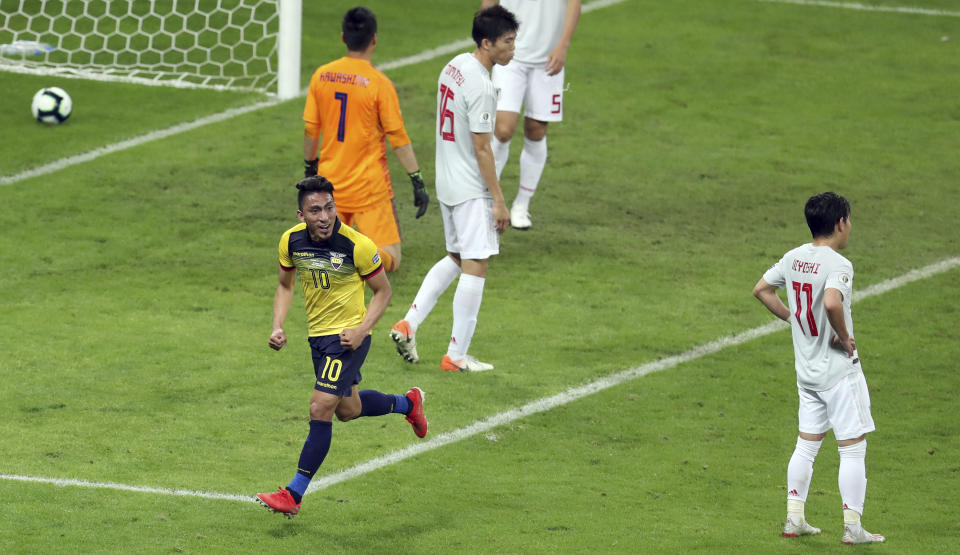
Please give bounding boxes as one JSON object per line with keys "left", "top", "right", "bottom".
{"left": 308, "top": 334, "right": 370, "bottom": 396}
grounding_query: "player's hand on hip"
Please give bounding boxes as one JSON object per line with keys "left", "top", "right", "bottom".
{"left": 339, "top": 328, "right": 363, "bottom": 350}
{"left": 493, "top": 201, "right": 510, "bottom": 234}
{"left": 269, "top": 328, "right": 286, "bottom": 351}
{"left": 832, "top": 334, "right": 856, "bottom": 357}
{"left": 409, "top": 171, "right": 430, "bottom": 219}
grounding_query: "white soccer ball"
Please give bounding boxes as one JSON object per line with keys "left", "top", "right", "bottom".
{"left": 31, "top": 87, "right": 72, "bottom": 124}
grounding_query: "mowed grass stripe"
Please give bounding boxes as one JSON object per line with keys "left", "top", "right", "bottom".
{"left": 3, "top": 255, "right": 956, "bottom": 503}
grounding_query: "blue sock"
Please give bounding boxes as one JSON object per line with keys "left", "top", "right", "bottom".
{"left": 359, "top": 389, "right": 409, "bottom": 417}
{"left": 392, "top": 394, "right": 411, "bottom": 415}
{"left": 286, "top": 420, "right": 332, "bottom": 503}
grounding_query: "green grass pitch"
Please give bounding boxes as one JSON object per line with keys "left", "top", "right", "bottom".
{"left": 1, "top": 0, "right": 958, "bottom": 552}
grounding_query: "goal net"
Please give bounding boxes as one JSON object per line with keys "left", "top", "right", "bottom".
{"left": 0, "top": 0, "right": 301, "bottom": 98}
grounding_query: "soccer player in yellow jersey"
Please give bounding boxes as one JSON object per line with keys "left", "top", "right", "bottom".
{"left": 256, "top": 176, "right": 428, "bottom": 519}
{"left": 303, "top": 7, "right": 428, "bottom": 272}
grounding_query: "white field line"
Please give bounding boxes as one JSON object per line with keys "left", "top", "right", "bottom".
{"left": 761, "top": 0, "right": 960, "bottom": 17}
{"left": 3, "top": 255, "right": 955, "bottom": 503}
{"left": 305, "top": 255, "right": 960, "bottom": 496}
{"left": 0, "top": 473, "right": 253, "bottom": 503}
{"left": 0, "top": 0, "right": 627, "bottom": 187}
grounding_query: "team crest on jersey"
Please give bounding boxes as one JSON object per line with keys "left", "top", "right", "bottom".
{"left": 329, "top": 252, "right": 345, "bottom": 270}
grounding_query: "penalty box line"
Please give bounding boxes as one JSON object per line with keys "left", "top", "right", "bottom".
{"left": 0, "top": 0, "right": 627, "bottom": 187}
{"left": 2, "top": 255, "right": 957, "bottom": 502}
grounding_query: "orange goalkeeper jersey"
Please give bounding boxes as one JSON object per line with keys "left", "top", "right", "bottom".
{"left": 304, "top": 56, "right": 411, "bottom": 212}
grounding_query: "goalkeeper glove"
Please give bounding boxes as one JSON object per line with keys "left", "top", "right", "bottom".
{"left": 304, "top": 158, "right": 319, "bottom": 178}
{"left": 410, "top": 170, "right": 430, "bottom": 219}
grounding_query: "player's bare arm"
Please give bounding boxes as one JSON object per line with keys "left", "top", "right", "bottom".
{"left": 270, "top": 267, "right": 296, "bottom": 350}
{"left": 824, "top": 287, "right": 855, "bottom": 357}
{"left": 472, "top": 131, "right": 510, "bottom": 233}
{"left": 753, "top": 278, "right": 791, "bottom": 322}
{"left": 392, "top": 143, "right": 419, "bottom": 175}
{"left": 339, "top": 270, "right": 392, "bottom": 350}
{"left": 545, "top": 0, "right": 581, "bottom": 76}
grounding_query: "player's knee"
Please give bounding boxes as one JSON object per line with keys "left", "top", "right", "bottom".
{"left": 494, "top": 129, "right": 512, "bottom": 143}
{"left": 523, "top": 119, "right": 548, "bottom": 141}
{"left": 838, "top": 437, "right": 867, "bottom": 458}
{"left": 309, "top": 406, "right": 333, "bottom": 421}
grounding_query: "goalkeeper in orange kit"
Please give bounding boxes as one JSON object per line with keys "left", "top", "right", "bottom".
{"left": 303, "top": 6, "right": 429, "bottom": 272}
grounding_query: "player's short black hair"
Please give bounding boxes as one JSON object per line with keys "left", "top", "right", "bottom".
{"left": 804, "top": 191, "right": 851, "bottom": 238}
{"left": 472, "top": 5, "right": 519, "bottom": 48}
{"left": 342, "top": 6, "right": 377, "bottom": 51}
{"left": 297, "top": 175, "right": 335, "bottom": 209}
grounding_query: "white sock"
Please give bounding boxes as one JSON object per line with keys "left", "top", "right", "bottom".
{"left": 492, "top": 136, "right": 511, "bottom": 179}
{"left": 514, "top": 136, "right": 547, "bottom": 210}
{"left": 404, "top": 256, "right": 461, "bottom": 332}
{"left": 447, "top": 273, "right": 485, "bottom": 360}
{"left": 838, "top": 440, "right": 868, "bottom": 516}
{"left": 787, "top": 437, "right": 822, "bottom": 512}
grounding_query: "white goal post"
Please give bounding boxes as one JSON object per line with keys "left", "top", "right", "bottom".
{"left": 0, "top": 0, "right": 302, "bottom": 99}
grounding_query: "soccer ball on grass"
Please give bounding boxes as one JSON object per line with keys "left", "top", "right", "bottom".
{"left": 31, "top": 87, "right": 72, "bottom": 124}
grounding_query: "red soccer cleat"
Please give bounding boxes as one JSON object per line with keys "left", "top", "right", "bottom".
{"left": 256, "top": 487, "right": 301, "bottom": 518}
{"left": 405, "top": 387, "right": 428, "bottom": 438}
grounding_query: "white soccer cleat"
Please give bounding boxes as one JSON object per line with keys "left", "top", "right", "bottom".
{"left": 510, "top": 204, "right": 532, "bottom": 230}
{"left": 389, "top": 320, "right": 419, "bottom": 363}
{"left": 441, "top": 354, "right": 494, "bottom": 372}
{"left": 841, "top": 524, "right": 885, "bottom": 544}
{"left": 782, "top": 515, "right": 821, "bottom": 537}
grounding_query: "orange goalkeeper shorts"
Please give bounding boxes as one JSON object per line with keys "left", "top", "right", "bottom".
{"left": 338, "top": 199, "right": 402, "bottom": 248}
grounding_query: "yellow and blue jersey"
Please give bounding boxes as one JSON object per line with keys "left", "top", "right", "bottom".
{"left": 278, "top": 220, "right": 383, "bottom": 336}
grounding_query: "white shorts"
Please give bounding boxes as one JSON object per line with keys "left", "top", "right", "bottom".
{"left": 440, "top": 197, "right": 500, "bottom": 260}
{"left": 797, "top": 371, "right": 876, "bottom": 441}
{"left": 492, "top": 60, "right": 564, "bottom": 122}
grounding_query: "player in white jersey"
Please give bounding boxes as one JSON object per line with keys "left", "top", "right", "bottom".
{"left": 388, "top": 6, "right": 518, "bottom": 372}
{"left": 482, "top": 0, "right": 581, "bottom": 229}
{"left": 753, "top": 192, "right": 885, "bottom": 545}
